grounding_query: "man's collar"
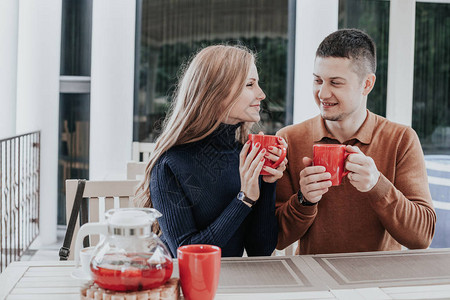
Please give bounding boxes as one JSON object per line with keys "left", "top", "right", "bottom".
{"left": 312, "top": 115, "right": 334, "bottom": 142}
{"left": 312, "top": 110, "right": 376, "bottom": 144}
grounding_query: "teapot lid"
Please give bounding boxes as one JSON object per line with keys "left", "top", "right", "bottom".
{"left": 105, "top": 208, "right": 161, "bottom": 230}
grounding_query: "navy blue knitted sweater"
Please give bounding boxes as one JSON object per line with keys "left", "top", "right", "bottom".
{"left": 150, "top": 123, "right": 278, "bottom": 257}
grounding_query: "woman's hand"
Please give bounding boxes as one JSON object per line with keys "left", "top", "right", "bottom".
{"left": 262, "top": 136, "right": 288, "bottom": 183}
{"left": 239, "top": 140, "right": 266, "bottom": 201}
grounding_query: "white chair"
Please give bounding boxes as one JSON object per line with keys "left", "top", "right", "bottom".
{"left": 273, "top": 243, "right": 297, "bottom": 256}
{"left": 285, "top": 243, "right": 297, "bottom": 255}
{"left": 64, "top": 179, "right": 140, "bottom": 259}
{"left": 132, "top": 142, "right": 156, "bottom": 162}
{"left": 242, "top": 242, "right": 297, "bottom": 257}
{"left": 126, "top": 161, "right": 148, "bottom": 180}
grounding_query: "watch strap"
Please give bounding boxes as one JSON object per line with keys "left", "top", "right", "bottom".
{"left": 238, "top": 191, "right": 256, "bottom": 207}
{"left": 297, "top": 190, "right": 317, "bottom": 206}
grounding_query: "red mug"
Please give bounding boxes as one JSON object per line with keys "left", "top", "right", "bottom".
{"left": 313, "top": 144, "right": 350, "bottom": 186}
{"left": 177, "top": 244, "right": 221, "bottom": 300}
{"left": 248, "top": 134, "right": 287, "bottom": 175}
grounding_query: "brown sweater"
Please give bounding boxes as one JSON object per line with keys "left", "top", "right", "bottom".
{"left": 276, "top": 111, "right": 436, "bottom": 254}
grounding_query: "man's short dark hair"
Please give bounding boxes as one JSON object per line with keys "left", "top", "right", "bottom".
{"left": 316, "top": 29, "right": 376, "bottom": 78}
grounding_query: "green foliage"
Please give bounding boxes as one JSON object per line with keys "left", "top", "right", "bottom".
{"left": 413, "top": 3, "right": 450, "bottom": 153}
{"left": 138, "top": 37, "right": 288, "bottom": 137}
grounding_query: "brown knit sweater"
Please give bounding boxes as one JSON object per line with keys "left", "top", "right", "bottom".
{"left": 275, "top": 111, "right": 436, "bottom": 254}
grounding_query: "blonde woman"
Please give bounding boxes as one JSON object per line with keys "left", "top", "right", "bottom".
{"left": 137, "top": 45, "right": 287, "bottom": 257}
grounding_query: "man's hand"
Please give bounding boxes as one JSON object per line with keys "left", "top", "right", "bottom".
{"left": 345, "top": 145, "right": 380, "bottom": 192}
{"left": 299, "top": 157, "right": 332, "bottom": 203}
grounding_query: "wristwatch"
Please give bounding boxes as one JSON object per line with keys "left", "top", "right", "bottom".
{"left": 237, "top": 191, "right": 256, "bottom": 207}
{"left": 297, "top": 190, "right": 317, "bottom": 206}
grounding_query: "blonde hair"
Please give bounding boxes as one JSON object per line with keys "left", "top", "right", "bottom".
{"left": 135, "top": 45, "right": 256, "bottom": 227}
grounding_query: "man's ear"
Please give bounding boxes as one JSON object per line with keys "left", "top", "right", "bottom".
{"left": 362, "top": 73, "right": 376, "bottom": 96}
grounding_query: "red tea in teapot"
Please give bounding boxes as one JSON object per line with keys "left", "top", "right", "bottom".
{"left": 91, "top": 253, "right": 173, "bottom": 292}
{"left": 75, "top": 209, "right": 174, "bottom": 292}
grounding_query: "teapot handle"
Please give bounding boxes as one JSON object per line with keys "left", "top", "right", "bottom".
{"left": 74, "top": 222, "right": 108, "bottom": 267}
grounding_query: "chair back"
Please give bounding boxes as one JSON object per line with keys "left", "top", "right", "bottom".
{"left": 126, "top": 161, "right": 148, "bottom": 180}
{"left": 273, "top": 243, "right": 296, "bottom": 256}
{"left": 65, "top": 179, "right": 140, "bottom": 259}
{"left": 132, "top": 142, "right": 156, "bottom": 162}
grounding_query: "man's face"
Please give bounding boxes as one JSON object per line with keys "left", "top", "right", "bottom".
{"left": 313, "top": 56, "right": 368, "bottom": 122}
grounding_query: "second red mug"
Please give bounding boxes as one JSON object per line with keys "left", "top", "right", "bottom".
{"left": 248, "top": 134, "right": 287, "bottom": 175}
{"left": 177, "top": 244, "right": 221, "bottom": 300}
{"left": 313, "top": 144, "right": 350, "bottom": 186}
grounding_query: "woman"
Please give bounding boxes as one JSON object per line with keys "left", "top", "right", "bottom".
{"left": 136, "top": 45, "right": 287, "bottom": 257}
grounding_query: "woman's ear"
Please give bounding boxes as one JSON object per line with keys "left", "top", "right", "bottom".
{"left": 362, "top": 73, "right": 376, "bottom": 96}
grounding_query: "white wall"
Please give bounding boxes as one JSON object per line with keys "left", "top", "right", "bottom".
{"left": 16, "top": 0, "right": 62, "bottom": 245}
{"left": 294, "top": 0, "right": 339, "bottom": 124}
{"left": 89, "top": 0, "right": 136, "bottom": 180}
{"left": 0, "top": 0, "right": 19, "bottom": 139}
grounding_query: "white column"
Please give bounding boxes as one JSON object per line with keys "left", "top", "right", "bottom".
{"left": 386, "top": 0, "right": 416, "bottom": 126}
{"left": 294, "top": 0, "right": 338, "bottom": 124}
{"left": 90, "top": 0, "right": 136, "bottom": 180}
{"left": 0, "top": 0, "right": 19, "bottom": 139}
{"left": 16, "top": 0, "right": 62, "bottom": 245}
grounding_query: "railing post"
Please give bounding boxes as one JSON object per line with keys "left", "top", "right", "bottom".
{"left": 0, "top": 131, "right": 40, "bottom": 273}
{"left": 17, "top": 136, "right": 21, "bottom": 260}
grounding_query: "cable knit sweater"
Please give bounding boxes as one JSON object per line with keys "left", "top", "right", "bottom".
{"left": 150, "top": 123, "right": 278, "bottom": 257}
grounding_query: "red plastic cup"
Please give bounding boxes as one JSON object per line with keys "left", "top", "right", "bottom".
{"left": 248, "top": 134, "right": 287, "bottom": 175}
{"left": 313, "top": 144, "right": 350, "bottom": 186}
{"left": 177, "top": 244, "right": 221, "bottom": 300}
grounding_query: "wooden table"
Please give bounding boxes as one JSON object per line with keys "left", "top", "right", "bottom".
{"left": 1, "top": 248, "right": 450, "bottom": 300}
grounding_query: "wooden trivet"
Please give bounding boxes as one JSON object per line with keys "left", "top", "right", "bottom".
{"left": 80, "top": 278, "right": 180, "bottom": 300}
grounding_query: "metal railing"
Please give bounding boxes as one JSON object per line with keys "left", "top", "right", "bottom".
{"left": 1, "top": 131, "right": 40, "bottom": 272}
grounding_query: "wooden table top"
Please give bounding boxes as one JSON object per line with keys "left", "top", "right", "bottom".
{"left": 1, "top": 248, "right": 450, "bottom": 300}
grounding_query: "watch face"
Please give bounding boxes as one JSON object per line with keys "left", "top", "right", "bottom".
{"left": 237, "top": 191, "right": 255, "bottom": 206}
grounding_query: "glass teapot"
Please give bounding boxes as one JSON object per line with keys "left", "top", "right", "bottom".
{"left": 74, "top": 208, "right": 173, "bottom": 292}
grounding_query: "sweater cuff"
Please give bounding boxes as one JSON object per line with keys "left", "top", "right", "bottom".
{"left": 261, "top": 180, "right": 276, "bottom": 189}
{"left": 290, "top": 192, "right": 318, "bottom": 215}
{"left": 366, "top": 173, "right": 393, "bottom": 208}
{"left": 260, "top": 181, "right": 276, "bottom": 199}
{"left": 235, "top": 196, "right": 254, "bottom": 211}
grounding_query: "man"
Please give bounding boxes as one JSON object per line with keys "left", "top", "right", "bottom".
{"left": 276, "top": 29, "right": 436, "bottom": 254}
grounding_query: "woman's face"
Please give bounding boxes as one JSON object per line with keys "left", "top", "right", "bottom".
{"left": 224, "top": 62, "right": 266, "bottom": 124}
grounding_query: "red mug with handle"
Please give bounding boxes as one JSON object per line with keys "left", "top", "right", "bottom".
{"left": 313, "top": 144, "right": 350, "bottom": 186}
{"left": 177, "top": 244, "right": 221, "bottom": 300}
{"left": 248, "top": 134, "right": 287, "bottom": 175}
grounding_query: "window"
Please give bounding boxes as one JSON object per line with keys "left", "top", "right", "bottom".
{"left": 413, "top": 1, "right": 450, "bottom": 249}
{"left": 58, "top": 0, "right": 92, "bottom": 225}
{"left": 338, "top": 0, "right": 390, "bottom": 117}
{"left": 134, "top": 0, "right": 290, "bottom": 142}
{"left": 413, "top": 2, "right": 450, "bottom": 154}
